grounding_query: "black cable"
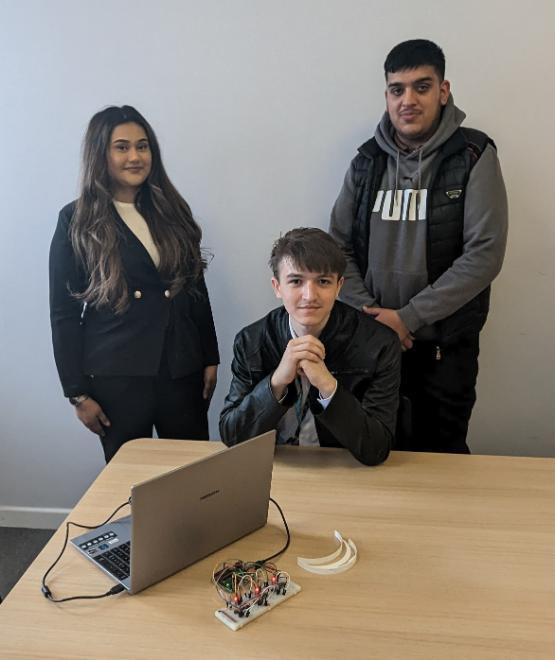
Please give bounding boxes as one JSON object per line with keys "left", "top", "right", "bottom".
{"left": 258, "top": 497, "right": 290, "bottom": 564}
{"left": 41, "top": 498, "right": 130, "bottom": 603}
{"left": 41, "top": 583, "right": 126, "bottom": 603}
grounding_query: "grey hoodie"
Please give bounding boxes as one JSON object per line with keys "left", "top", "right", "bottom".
{"left": 330, "top": 95, "right": 508, "bottom": 341}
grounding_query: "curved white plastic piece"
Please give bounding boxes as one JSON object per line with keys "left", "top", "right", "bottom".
{"left": 299, "top": 540, "right": 357, "bottom": 575}
{"left": 297, "top": 530, "right": 345, "bottom": 566}
{"left": 297, "top": 531, "right": 358, "bottom": 574}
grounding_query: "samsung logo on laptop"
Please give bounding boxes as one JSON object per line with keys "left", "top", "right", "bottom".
{"left": 200, "top": 489, "right": 221, "bottom": 501}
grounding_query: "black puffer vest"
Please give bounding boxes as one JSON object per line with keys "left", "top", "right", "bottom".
{"left": 351, "top": 127, "right": 494, "bottom": 344}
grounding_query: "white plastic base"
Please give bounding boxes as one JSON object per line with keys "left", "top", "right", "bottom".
{"left": 215, "top": 580, "right": 301, "bottom": 631}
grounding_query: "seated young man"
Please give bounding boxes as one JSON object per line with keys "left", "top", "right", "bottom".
{"left": 219, "top": 228, "right": 401, "bottom": 465}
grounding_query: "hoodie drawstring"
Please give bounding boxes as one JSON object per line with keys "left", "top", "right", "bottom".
{"left": 416, "top": 147, "right": 423, "bottom": 218}
{"left": 389, "top": 147, "right": 424, "bottom": 219}
{"left": 389, "top": 149, "right": 400, "bottom": 216}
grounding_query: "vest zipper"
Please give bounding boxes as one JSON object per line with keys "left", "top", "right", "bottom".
{"left": 435, "top": 345, "right": 442, "bottom": 361}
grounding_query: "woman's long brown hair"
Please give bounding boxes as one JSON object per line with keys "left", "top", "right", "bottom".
{"left": 70, "top": 105, "right": 205, "bottom": 313}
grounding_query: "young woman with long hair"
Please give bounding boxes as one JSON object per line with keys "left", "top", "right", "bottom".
{"left": 49, "top": 105, "right": 219, "bottom": 462}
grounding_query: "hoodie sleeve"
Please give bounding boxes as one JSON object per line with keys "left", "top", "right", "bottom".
{"left": 398, "top": 144, "right": 508, "bottom": 332}
{"left": 329, "top": 164, "right": 379, "bottom": 311}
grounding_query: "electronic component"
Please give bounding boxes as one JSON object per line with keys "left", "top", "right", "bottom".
{"left": 213, "top": 560, "right": 301, "bottom": 630}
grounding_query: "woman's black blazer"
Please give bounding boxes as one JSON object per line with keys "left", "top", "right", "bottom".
{"left": 49, "top": 201, "right": 219, "bottom": 397}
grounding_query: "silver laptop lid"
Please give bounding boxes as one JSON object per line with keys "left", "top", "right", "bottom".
{"left": 129, "top": 431, "right": 275, "bottom": 593}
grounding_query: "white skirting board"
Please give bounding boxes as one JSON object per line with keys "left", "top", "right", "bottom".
{"left": 0, "top": 506, "right": 70, "bottom": 529}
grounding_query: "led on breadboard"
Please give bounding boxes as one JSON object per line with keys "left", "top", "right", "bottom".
{"left": 215, "top": 580, "right": 301, "bottom": 631}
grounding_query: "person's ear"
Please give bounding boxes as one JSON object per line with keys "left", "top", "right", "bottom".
{"left": 271, "top": 277, "right": 282, "bottom": 299}
{"left": 336, "top": 276, "right": 344, "bottom": 298}
{"left": 440, "top": 79, "right": 451, "bottom": 106}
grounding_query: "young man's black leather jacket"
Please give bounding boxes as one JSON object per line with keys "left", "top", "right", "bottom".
{"left": 219, "top": 301, "right": 400, "bottom": 466}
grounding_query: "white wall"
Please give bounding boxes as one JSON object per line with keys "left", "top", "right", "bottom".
{"left": 1, "top": 0, "right": 554, "bottom": 518}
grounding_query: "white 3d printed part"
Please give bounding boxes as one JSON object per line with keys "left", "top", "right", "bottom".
{"left": 215, "top": 580, "right": 301, "bottom": 631}
{"left": 297, "top": 530, "right": 357, "bottom": 574}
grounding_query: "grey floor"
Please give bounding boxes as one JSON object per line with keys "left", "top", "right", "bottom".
{"left": 0, "top": 527, "right": 55, "bottom": 602}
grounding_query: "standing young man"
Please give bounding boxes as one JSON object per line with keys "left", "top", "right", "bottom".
{"left": 219, "top": 228, "right": 400, "bottom": 466}
{"left": 329, "top": 39, "right": 508, "bottom": 453}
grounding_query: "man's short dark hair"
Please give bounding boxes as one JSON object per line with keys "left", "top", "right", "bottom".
{"left": 269, "top": 228, "right": 346, "bottom": 279}
{"left": 384, "top": 39, "right": 445, "bottom": 80}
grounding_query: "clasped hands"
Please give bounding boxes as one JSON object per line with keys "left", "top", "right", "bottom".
{"left": 363, "top": 306, "right": 414, "bottom": 350}
{"left": 270, "top": 336, "right": 337, "bottom": 401}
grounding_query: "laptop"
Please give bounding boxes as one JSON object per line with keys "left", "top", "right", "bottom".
{"left": 71, "top": 431, "right": 276, "bottom": 594}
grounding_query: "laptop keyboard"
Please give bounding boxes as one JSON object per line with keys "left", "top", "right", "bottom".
{"left": 93, "top": 541, "right": 131, "bottom": 580}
